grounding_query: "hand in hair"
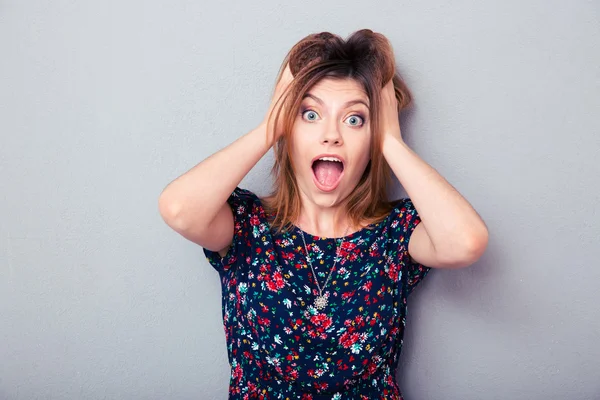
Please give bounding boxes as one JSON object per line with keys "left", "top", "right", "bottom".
{"left": 262, "top": 63, "right": 294, "bottom": 146}
{"left": 380, "top": 78, "right": 404, "bottom": 142}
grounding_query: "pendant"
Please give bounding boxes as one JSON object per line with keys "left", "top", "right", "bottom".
{"left": 314, "top": 294, "right": 328, "bottom": 310}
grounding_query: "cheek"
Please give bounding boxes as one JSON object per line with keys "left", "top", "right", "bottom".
{"left": 353, "top": 137, "right": 372, "bottom": 161}
{"left": 357, "top": 151, "right": 371, "bottom": 171}
{"left": 355, "top": 148, "right": 372, "bottom": 174}
{"left": 290, "top": 128, "right": 317, "bottom": 154}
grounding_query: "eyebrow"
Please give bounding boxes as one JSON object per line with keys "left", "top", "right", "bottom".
{"left": 302, "top": 93, "right": 370, "bottom": 110}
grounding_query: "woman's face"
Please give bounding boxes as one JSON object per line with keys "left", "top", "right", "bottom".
{"left": 290, "top": 77, "right": 372, "bottom": 209}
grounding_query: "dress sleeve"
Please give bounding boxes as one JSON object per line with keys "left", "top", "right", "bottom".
{"left": 202, "top": 187, "right": 260, "bottom": 275}
{"left": 392, "top": 198, "right": 432, "bottom": 296}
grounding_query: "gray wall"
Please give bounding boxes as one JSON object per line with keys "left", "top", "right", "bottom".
{"left": 1, "top": 1, "right": 599, "bottom": 399}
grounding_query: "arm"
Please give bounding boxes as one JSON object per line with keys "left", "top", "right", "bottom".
{"left": 158, "top": 124, "right": 272, "bottom": 256}
{"left": 159, "top": 64, "right": 294, "bottom": 257}
{"left": 382, "top": 135, "right": 488, "bottom": 268}
{"left": 380, "top": 80, "right": 489, "bottom": 269}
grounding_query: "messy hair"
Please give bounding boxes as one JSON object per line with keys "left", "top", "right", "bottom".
{"left": 261, "top": 29, "right": 413, "bottom": 235}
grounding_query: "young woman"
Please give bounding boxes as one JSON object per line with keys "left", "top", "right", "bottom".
{"left": 159, "top": 29, "right": 488, "bottom": 400}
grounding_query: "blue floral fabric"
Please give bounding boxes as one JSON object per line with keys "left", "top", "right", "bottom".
{"left": 202, "top": 187, "right": 430, "bottom": 399}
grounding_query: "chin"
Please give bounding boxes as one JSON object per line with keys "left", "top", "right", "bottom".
{"left": 305, "top": 182, "right": 349, "bottom": 209}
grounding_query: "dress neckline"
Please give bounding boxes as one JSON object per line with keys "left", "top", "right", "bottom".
{"left": 290, "top": 222, "right": 379, "bottom": 241}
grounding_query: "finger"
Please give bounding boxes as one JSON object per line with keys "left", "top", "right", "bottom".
{"left": 282, "top": 65, "right": 294, "bottom": 84}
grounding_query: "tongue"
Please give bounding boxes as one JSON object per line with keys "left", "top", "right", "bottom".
{"left": 313, "top": 160, "right": 343, "bottom": 187}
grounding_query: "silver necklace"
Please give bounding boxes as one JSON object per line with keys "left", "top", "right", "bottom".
{"left": 298, "top": 224, "right": 350, "bottom": 310}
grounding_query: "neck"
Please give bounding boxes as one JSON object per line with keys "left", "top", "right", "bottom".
{"left": 295, "top": 185, "right": 365, "bottom": 238}
{"left": 296, "top": 205, "right": 355, "bottom": 238}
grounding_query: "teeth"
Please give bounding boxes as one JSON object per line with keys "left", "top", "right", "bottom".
{"left": 318, "top": 157, "right": 342, "bottom": 163}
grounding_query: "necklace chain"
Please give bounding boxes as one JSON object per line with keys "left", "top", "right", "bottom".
{"left": 298, "top": 224, "right": 350, "bottom": 310}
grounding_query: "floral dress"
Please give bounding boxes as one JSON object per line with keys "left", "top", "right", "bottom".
{"left": 202, "top": 187, "right": 431, "bottom": 400}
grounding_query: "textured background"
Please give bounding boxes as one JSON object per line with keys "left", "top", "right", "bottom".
{"left": 1, "top": 0, "right": 599, "bottom": 399}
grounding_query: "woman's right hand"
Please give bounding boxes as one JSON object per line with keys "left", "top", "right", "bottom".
{"left": 262, "top": 63, "right": 295, "bottom": 146}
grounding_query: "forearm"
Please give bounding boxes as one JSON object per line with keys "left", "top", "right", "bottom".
{"left": 382, "top": 134, "right": 488, "bottom": 257}
{"left": 159, "top": 123, "right": 272, "bottom": 230}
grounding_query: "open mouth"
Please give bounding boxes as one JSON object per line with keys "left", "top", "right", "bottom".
{"left": 311, "top": 157, "right": 345, "bottom": 192}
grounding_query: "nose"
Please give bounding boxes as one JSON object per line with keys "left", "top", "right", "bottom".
{"left": 320, "top": 119, "right": 343, "bottom": 145}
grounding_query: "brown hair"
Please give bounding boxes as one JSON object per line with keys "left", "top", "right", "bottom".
{"left": 261, "top": 29, "right": 413, "bottom": 235}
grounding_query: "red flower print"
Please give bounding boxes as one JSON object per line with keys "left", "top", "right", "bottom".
{"left": 308, "top": 330, "right": 319, "bottom": 338}
{"left": 256, "top": 316, "right": 270, "bottom": 326}
{"left": 339, "top": 331, "right": 360, "bottom": 348}
{"left": 341, "top": 241, "right": 357, "bottom": 251}
{"left": 310, "top": 313, "right": 333, "bottom": 330}
{"left": 265, "top": 271, "right": 285, "bottom": 292}
{"left": 388, "top": 261, "right": 399, "bottom": 281}
{"left": 367, "top": 361, "right": 377, "bottom": 375}
{"left": 341, "top": 291, "right": 356, "bottom": 300}
{"left": 232, "top": 363, "right": 243, "bottom": 380}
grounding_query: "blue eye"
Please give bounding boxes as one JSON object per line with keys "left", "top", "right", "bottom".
{"left": 301, "top": 109, "right": 319, "bottom": 121}
{"left": 346, "top": 115, "right": 365, "bottom": 127}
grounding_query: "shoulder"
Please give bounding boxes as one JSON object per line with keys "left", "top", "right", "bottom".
{"left": 389, "top": 197, "right": 420, "bottom": 229}
{"left": 230, "top": 186, "right": 259, "bottom": 202}
{"left": 202, "top": 187, "right": 267, "bottom": 273}
{"left": 385, "top": 197, "right": 425, "bottom": 258}
{"left": 228, "top": 187, "right": 264, "bottom": 215}
{"left": 390, "top": 197, "right": 417, "bottom": 213}
{"left": 229, "top": 187, "right": 272, "bottom": 234}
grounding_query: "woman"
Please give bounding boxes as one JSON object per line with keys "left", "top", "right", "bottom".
{"left": 159, "top": 29, "right": 488, "bottom": 400}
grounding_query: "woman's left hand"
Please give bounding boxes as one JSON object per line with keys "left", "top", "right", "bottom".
{"left": 380, "top": 79, "right": 403, "bottom": 143}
